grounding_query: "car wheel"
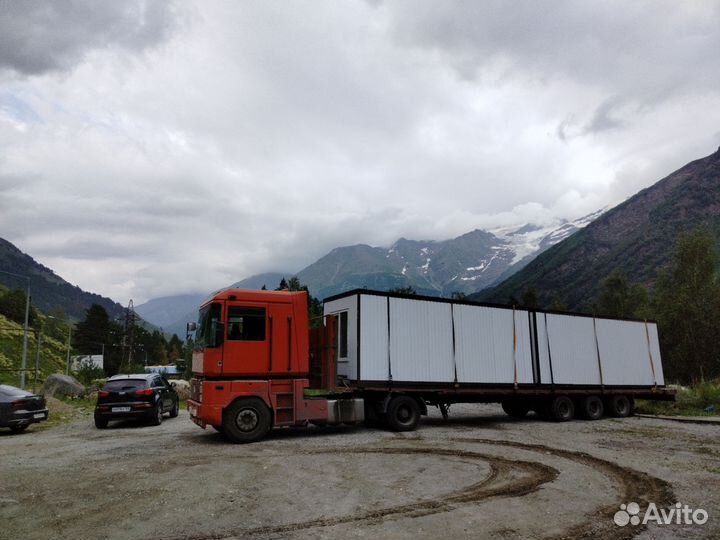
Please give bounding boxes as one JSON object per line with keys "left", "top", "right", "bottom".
{"left": 222, "top": 398, "right": 271, "bottom": 443}
{"left": 150, "top": 402, "right": 163, "bottom": 426}
{"left": 94, "top": 418, "right": 109, "bottom": 429}
{"left": 10, "top": 424, "right": 28, "bottom": 434}
{"left": 169, "top": 399, "right": 179, "bottom": 418}
{"left": 387, "top": 395, "right": 421, "bottom": 432}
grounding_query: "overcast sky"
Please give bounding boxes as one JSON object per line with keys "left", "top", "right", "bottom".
{"left": 1, "top": 1, "right": 719, "bottom": 305}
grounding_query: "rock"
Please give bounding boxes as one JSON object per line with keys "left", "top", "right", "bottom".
{"left": 171, "top": 379, "right": 190, "bottom": 400}
{"left": 43, "top": 374, "right": 86, "bottom": 398}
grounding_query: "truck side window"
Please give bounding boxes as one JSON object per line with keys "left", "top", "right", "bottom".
{"left": 339, "top": 311, "right": 348, "bottom": 358}
{"left": 227, "top": 307, "right": 266, "bottom": 341}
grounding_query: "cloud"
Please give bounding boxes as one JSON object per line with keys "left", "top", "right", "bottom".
{"left": 0, "top": 1, "right": 718, "bottom": 304}
{"left": 0, "top": 1, "right": 179, "bottom": 76}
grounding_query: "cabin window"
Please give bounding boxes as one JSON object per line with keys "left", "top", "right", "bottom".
{"left": 339, "top": 311, "right": 348, "bottom": 358}
{"left": 227, "top": 307, "right": 266, "bottom": 341}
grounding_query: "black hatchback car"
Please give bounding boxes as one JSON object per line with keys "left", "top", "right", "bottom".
{"left": 0, "top": 384, "right": 49, "bottom": 433}
{"left": 94, "top": 374, "right": 179, "bottom": 429}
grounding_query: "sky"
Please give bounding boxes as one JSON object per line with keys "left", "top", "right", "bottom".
{"left": 1, "top": 1, "right": 719, "bottom": 305}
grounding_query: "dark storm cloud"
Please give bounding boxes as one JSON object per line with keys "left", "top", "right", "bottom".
{"left": 0, "top": 0, "right": 178, "bottom": 75}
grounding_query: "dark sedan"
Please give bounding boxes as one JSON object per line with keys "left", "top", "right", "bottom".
{"left": 94, "top": 373, "right": 179, "bottom": 429}
{"left": 0, "top": 384, "right": 49, "bottom": 433}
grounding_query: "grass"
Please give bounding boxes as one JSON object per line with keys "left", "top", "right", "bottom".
{"left": 636, "top": 380, "right": 720, "bottom": 417}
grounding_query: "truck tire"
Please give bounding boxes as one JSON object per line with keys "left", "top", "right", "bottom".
{"left": 223, "top": 398, "right": 272, "bottom": 443}
{"left": 545, "top": 396, "right": 575, "bottom": 422}
{"left": 501, "top": 399, "right": 530, "bottom": 419}
{"left": 386, "top": 396, "right": 421, "bottom": 432}
{"left": 605, "top": 395, "right": 633, "bottom": 418}
{"left": 578, "top": 396, "right": 604, "bottom": 420}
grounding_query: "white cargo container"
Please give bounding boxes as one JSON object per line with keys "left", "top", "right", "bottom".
{"left": 322, "top": 290, "right": 670, "bottom": 425}
{"left": 324, "top": 290, "right": 665, "bottom": 389}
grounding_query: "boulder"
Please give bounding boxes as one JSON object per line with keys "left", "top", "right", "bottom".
{"left": 43, "top": 374, "right": 86, "bottom": 398}
{"left": 171, "top": 379, "right": 190, "bottom": 400}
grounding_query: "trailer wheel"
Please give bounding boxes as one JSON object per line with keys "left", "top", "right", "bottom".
{"left": 387, "top": 396, "right": 421, "bottom": 432}
{"left": 578, "top": 396, "right": 604, "bottom": 420}
{"left": 223, "top": 398, "right": 271, "bottom": 443}
{"left": 501, "top": 399, "right": 530, "bottom": 419}
{"left": 546, "top": 396, "right": 575, "bottom": 422}
{"left": 605, "top": 395, "right": 633, "bottom": 418}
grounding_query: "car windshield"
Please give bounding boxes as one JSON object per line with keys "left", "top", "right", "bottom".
{"left": 195, "top": 302, "right": 221, "bottom": 347}
{"left": 103, "top": 379, "right": 147, "bottom": 392}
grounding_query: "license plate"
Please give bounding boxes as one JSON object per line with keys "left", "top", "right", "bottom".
{"left": 112, "top": 407, "right": 131, "bottom": 413}
{"left": 189, "top": 405, "right": 197, "bottom": 417}
{"left": 33, "top": 413, "right": 45, "bottom": 419}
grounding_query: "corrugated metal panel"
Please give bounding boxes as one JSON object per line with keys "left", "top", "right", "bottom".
{"left": 647, "top": 322, "right": 665, "bottom": 386}
{"left": 596, "top": 319, "right": 656, "bottom": 386}
{"left": 359, "top": 294, "right": 390, "bottom": 381}
{"left": 389, "top": 297, "right": 455, "bottom": 382}
{"left": 323, "top": 295, "right": 358, "bottom": 380}
{"left": 545, "top": 314, "right": 601, "bottom": 385}
{"left": 454, "top": 305, "right": 534, "bottom": 384}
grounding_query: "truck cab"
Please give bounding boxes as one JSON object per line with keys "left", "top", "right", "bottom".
{"left": 188, "top": 289, "right": 344, "bottom": 442}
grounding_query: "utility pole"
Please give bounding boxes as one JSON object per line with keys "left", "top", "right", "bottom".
{"left": 33, "top": 327, "right": 42, "bottom": 394}
{"left": 65, "top": 325, "right": 72, "bottom": 375}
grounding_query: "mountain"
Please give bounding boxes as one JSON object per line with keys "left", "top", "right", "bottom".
{"left": 473, "top": 146, "right": 720, "bottom": 309}
{"left": 136, "top": 272, "right": 290, "bottom": 337}
{"left": 295, "top": 212, "right": 603, "bottom": 301}
{"left": 136, "top": 214, "right": 602, "bottom": 331}
{"left": 0, "top": 237, "right": 126, "bottom": 321}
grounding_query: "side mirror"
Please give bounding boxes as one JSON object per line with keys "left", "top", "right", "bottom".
{"left": 186, "top": 322, "right": 197, "bottom": 342}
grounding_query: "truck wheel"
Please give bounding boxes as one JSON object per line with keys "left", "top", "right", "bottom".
{"left": 605, "top": 395, "right": 633, "bottom": 418}
{"left": 387, "top": 396, "right": 420, "bottom": 432}
{"left": 223, "top": 398, "right": 271, "bottom": 443}
{"left": 546, "top": 396, "right": 575, "bottom": 422}
{"left": 578, "top": 396, "right": 604, "bottom": 420}
{"left": 501, "top": 399, "right": 530, "bottom": 419}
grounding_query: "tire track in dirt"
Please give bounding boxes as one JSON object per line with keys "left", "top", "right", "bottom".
{"left": 166, "top": 446, "right": 558, "bottom": 540}
{"left": 165, "top": 438, "right": 674, "bottom": 540}
{"left": 452, "top": 438, "right": 675, "bottom": 540}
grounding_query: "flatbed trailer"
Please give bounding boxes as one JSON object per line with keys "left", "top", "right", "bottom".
{"left": 188, "top": 288, "right": 674, "bottom": 443}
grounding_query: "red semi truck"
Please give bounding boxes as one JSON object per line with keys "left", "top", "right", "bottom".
{"left": 188, "top": 288, "right": 675, "bottom": 443}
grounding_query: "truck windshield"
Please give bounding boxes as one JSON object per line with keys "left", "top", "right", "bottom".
{"left": 196, "top": 303, "right": 222, "bottom": 348}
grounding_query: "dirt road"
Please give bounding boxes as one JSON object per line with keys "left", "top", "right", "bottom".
{"left": 1, "top": 405, "right": 718, "bottom": 540}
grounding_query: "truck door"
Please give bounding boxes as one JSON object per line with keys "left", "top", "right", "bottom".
{"left": 268, "top": 302, "right": 295, "bottom": 374}
{"left": 222, "top": 303, "right": 269, "bottom": 376}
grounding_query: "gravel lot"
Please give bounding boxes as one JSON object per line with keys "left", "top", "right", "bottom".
{"left": 1, "top": 404, "right": 718, "bottom": 540}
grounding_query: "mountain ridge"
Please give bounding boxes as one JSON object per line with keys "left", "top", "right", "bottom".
{"left": 473, "top": 146, "right": 720, "bottom": 309}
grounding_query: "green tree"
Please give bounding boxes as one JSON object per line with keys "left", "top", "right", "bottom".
{"left": 0, "top": 288, "right": 37, "bottom": 326}
{"left": 389, "top": 286, "right": 417, "bottom": 295}
{"left": 593, "top": 270, "right": 648, "bottom": 318}
{"left": 653, "top": 230, "right": 720, "bottom": 382}
{"left": 275, "top": 278, "right": 288, "bottom": 290}
{"left": 520, "top": 288, "right": 540, "bottom": 309}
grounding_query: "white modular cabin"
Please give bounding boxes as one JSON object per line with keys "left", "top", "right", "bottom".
{"left": 323, "top": 290, "right": 665, "bottom": 389}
